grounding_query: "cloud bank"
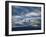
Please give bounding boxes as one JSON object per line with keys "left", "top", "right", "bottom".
{"left": 12, "top": 6, "right": 41, "bottom": 28}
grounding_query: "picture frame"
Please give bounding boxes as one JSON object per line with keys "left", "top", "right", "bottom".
{"left": 5, "top": 1, "right": 45, "bottom": 36}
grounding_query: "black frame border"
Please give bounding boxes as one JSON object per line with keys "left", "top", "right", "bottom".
{"left": 5, "top": 1, "right": 45, "bottom": 36}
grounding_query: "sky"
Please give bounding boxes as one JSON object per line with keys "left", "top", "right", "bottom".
{"left": 12, "top": 6, "right": 41, "bottom": 28}
{"left": 12, "top": 6, "right": 41, "bottom": 16}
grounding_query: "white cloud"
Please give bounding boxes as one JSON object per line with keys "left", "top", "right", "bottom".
{"left": 12, "top": 7, "right": 41, "bottom": 27}
{"left": 32, "top": 25, "right": 39, "bottom": 27}
{"left": 24, "top": 7, "right": 41, "bottom": 17}
{"left": 12, "top": 15, "right": 40, "bottom": 25}
{"left": 25, "top": 12, "right": 40, "bottom": 17}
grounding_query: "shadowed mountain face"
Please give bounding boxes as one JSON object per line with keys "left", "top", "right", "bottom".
{"left": 12, "top": 6, "right": 41, "bottom": 31}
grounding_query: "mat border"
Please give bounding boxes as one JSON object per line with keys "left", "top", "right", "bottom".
{"left": 5, "top": 1, "right": 45, "bottom": 36}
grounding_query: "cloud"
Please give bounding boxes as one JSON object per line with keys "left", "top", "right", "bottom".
{"left": 24, "top": 7, "right": 41, "bottom": 17}
{"left": 12, "top": 16, "right": 41, "bottom": 26}
{"left": 12, "top": 6, "right": 41, "bottom": 16}
{"left": 12, "top": 6, "right": 41, "bottom": 27}
{"left": 31, "top": 25, "right": 39, "bottom": 27}
{"left": 12, "top": 16, "right": 24, "bottom": 25}
{"left": 25, "top": 11, "right": 41, "bottom": 17}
